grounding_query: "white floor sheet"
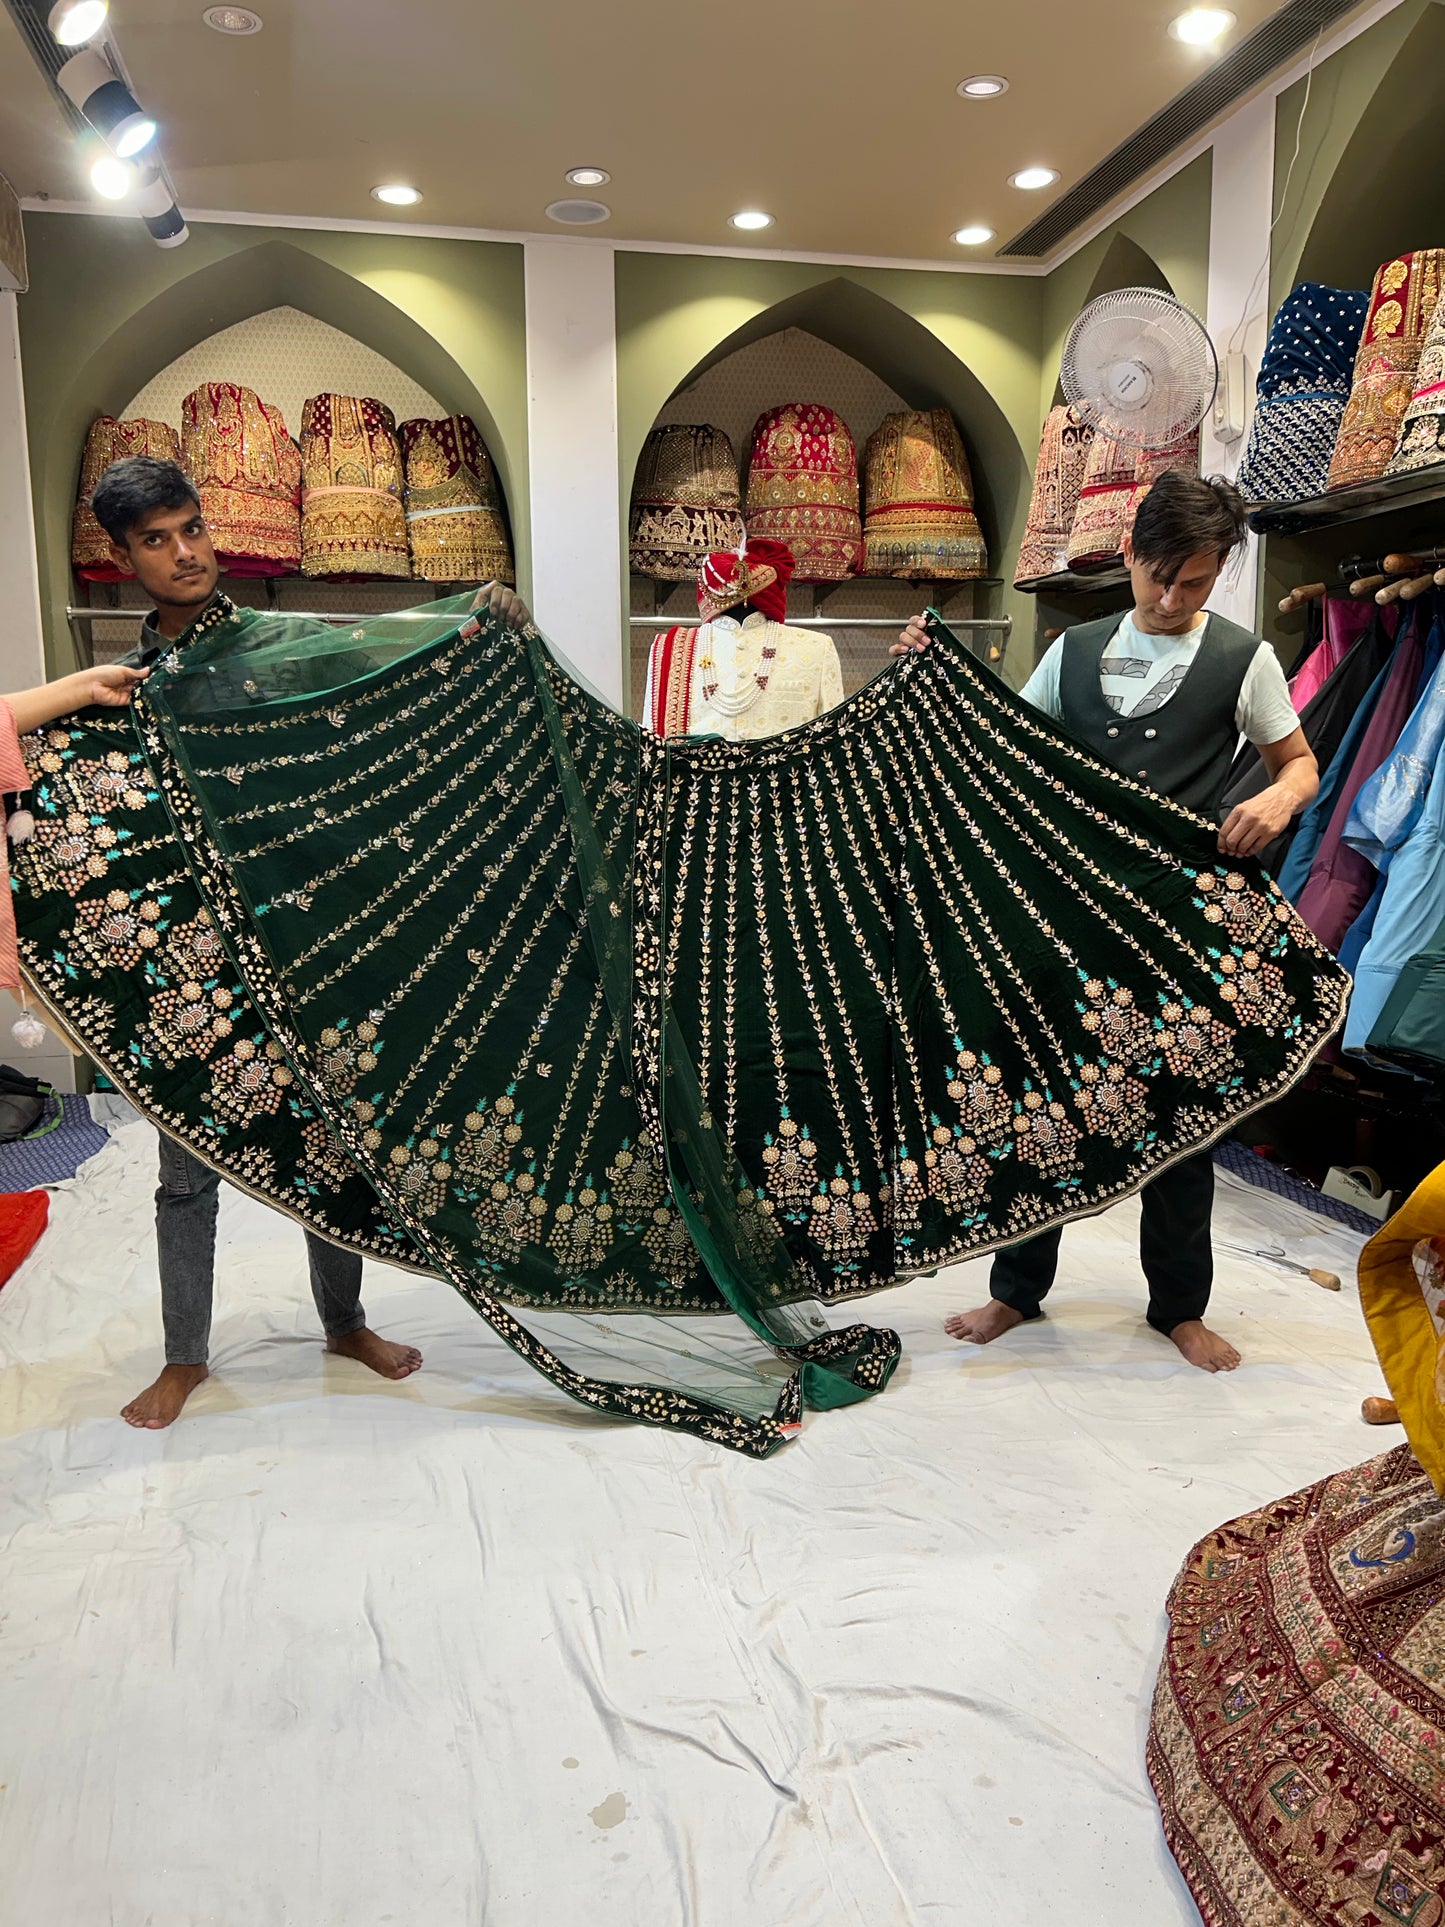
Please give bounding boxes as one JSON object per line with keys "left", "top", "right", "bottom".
{"left": 0, "top": 1118, "right": 1386, "bottom": 1926}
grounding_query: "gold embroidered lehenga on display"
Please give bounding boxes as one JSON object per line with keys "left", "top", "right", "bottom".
{"left": 12, "top": 598, "right": 1347, "bottom": 1453}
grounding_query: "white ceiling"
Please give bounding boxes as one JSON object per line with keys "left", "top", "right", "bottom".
{"left": 2, "top": 0, "right": 1293, "bottom": 263}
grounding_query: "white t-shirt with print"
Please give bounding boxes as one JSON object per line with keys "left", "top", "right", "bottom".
{"left": 1019, "top": 613, "right": 1298, "bottom": 747}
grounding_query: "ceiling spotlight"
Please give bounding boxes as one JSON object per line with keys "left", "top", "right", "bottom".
{"left": 1169, "top": 7, "right": 1234, "bottom": 42}
{"left": 90, "top": 153, "right": 135, "bottom": 200}
{"left": 58, "top": 48, "right": 157, "bottom": 157}
{"left": 47, "top": 0, "right": 108, "bottom": 46}
{"left": 371, "top": 183, "right": 422, "bottom": 206}
{"left": 730, "top": 210, "right": 773, "bottom": 232}
{"left": 957, "top": 75, "right": 1008, "bottom": 97}
{"left": 565, "top": 166, "right": 610, "bottom": 188}
{"left": 135, "top": 165, "right": 188, "bottom": 248}
{"left": 203, "top": 5, "right": 263, "bottom": 30}
{"left": 1009, "top": 166, "right": 1058, "bottom": 190}
{"left": 545, "top": 198, "right": 611, "bottom": 226}
{"left": 952, "top": 224, "right": 995, "bottom": 246}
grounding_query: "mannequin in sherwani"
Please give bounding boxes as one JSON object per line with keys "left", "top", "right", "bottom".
{"left": 642, "top": 538, "right": 843, "bottom": 740}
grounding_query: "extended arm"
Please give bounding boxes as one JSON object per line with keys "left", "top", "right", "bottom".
{"left": 1217, "top": 726, "right": 1318, "bottom": 859}
{"left": 5, "top": 664, "right": 148, "bottom": 735}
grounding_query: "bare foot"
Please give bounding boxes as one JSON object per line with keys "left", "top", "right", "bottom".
{"left": 121, "top": 1362, "right": 209, "bottom": 1429}
{"left": 945, "top": 1301, "right": 1027, "bottom": 1345}
{"left": 1167, "top": 1320, "right": 1241, "bottom": 1373}
{"left": 326, "top": 1327, "right": 423, "bottom": 1380}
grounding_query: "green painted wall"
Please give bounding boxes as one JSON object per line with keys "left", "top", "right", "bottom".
{"left": 614, "top": 156, "right": 1214, "bottom": 677}
{"left": 616, "top": 253, "right": 1044, "bottom": 665}
{"left": 1039, "top": 152, "right": 1213, "bottom": 420}
{"left": 18, "top": 213, "right": 527, "bottom": 673}
{"left": 1269, "top": 0, "right": 1438, "bottom": 310}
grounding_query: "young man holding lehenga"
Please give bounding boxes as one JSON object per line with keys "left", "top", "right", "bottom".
{"left": 897, "top": 473, "right": 1321, "bottom": 1372}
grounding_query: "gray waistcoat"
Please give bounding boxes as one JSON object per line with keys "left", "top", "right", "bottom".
{"left": 1057, "top": 613, "right": 1261, "bottom": 817}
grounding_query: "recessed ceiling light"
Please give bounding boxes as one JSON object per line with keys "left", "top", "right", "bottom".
{"left": 566, "top": 166, "right": 610, "bottom": 188}
{"left": 48, "top": 0, "right": 107, "bottom": 46}
{"left": 372, "top": 183, "right": 422, "bottom": 206}
{"left": 952, "top": 224, "right": 995, "bottom": 246}
{"left": 957, "top": 75, "right": 1008, "bottom": 97}
{"left": 90, "top": 153, "right": 135, "bottom": 200}
{"left": 1169, "top": 7, "right": 1234, "bottom": 43}
{"left": 1009, "top": 166, "right": 1058, "bottom": 190}
{"left": 730, "top": 210, "right": 773, "bottom": 232}
{"left": 546, "top": 198, "right": 611, "bottom": 226}
{"left": 203, "top": 4, "right": 262, "bottom": 30}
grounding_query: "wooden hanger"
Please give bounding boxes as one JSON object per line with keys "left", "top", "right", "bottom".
{"left": 1277, "top": 582, "right": 1328, "bottom": 614}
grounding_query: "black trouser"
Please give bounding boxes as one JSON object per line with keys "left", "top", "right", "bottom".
{"left": 989, "top": 1149, "right": 1215, "bottom": 1335}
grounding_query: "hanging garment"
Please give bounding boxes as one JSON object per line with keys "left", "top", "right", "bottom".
{"left": 745, "top": 403, "right": 863, "bottom": 581}
{"left": 1335, "top": 610, "right": 1445, "bottom": 982}
{"left": 1015, "top": 404, "right": 1094, "bottom": 583}
{"left": 1349, "top": 657, "right": 1445, "bottom": 1057}
{"left": 1237, "top": 281, "right": 1371, "bottom": 502}
{"left": 1388, "top": 290, "right": 1445, "bottom": 475}
{"left": 1150, "top": 1443, "right": 1445, "bottom": 1927}
{"left": 1289, "top": 593, "right": 1376, "bottom": 708}
{"left": 9, "top": 595, "right": 1347, "bottom": 1453}
{"left": 1220, "top": 610, "right": 1398, "bottom": 875}
{"left": 299, "top": 394, "right": 410, "bottom": 579}
{"left": 1065, "top": 430, "right": 1138, "bottom": 568}
{"left": 1293, "top": 604, "right": 1429, "bottom": 948}
{"left": 399, "top": 415, "right": 512, "bottom": 585}
{"left": 179, "top": 383, "right": 301, "bottom": 578}
{"left": 862, "top": 408, "right": 988, "bottom": 579}
{"left": 71, "top": 415, "right": 183, "bottom": 582}
{"left": 1276, "top": 651, "right": 1396, "bottom": 903}
{"left": 1328, "top": 250, "right": 1445, "bottom": 490}
{"left": 628, "top": 424, "right": 745, "bottom": 582}
{"left": 1367, "top": 911, "right": 1445, "bottom": 1076}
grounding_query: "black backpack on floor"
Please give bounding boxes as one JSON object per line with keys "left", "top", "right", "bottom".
{"left": 0, "top": 1063, "right": 55, "bottom": 1143}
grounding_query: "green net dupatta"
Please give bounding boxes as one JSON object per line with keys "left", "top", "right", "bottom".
{"left": 12, "top": 595, "right": 1348, "bottom": 1453}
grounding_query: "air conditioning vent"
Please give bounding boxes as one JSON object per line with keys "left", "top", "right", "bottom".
{"left": 999, "top": 0, "right": 1363, "bottom": 259}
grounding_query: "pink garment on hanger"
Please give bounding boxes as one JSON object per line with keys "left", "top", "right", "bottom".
{"left": 1290, "top": 597, "right": 1379, "bottom": 709}
{"left": 1296, "top": 614, "right": 1427, "bottom": 950}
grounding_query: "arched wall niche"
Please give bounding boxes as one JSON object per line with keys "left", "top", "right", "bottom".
{"left": 633, "top": 275, "right": 1031, "bottom": 566}
{"left": 19, "top": 218, "right": 526, "bottom": 671}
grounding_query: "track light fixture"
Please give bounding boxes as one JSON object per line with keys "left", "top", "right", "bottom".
{"left": 57, "top": 47, "right": 156, "bottom": 157}
{"left": 47, "top": 0, "right": 109, "bottom": 45}
{"left": 135, "top": 166, "right": 188, "bottom": 248}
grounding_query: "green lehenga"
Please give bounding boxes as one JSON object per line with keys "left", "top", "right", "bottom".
{"left": 12, "top": 595, "right": 1348, "bottom": 1452}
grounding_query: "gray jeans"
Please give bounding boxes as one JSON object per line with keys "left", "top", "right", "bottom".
{"left": 156, "top": 1134, "right": 365, "bottom": 1365}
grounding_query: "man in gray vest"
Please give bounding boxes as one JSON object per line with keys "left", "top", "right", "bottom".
{"left": 894, "top": 472, "right": 1318, "bottom": 1372}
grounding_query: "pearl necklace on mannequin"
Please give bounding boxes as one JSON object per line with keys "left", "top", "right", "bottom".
{"left": 696, "top": 613, "right": 779, "bottom": 717}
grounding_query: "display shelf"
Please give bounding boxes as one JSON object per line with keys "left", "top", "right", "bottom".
{"left": 1248, "top": 467, "right": 1445, "bottom": 537}
{"left": 1014, "top": 559, "right": 1132, "bottom": 595}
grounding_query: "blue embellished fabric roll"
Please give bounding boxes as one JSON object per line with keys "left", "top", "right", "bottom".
{"left": 1239, "top": 282, "right": 1370, "bottom": 503}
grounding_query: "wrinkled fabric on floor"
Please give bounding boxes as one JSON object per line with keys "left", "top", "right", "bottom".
{"left": 0, "top": 1120, "right": 1379, "bottom": 1926}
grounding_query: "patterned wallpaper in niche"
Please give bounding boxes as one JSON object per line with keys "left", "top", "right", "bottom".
{"left": 633, "top": 327, "right": 991, "bottom": 714}
{"left": 654, "top": 327, "right": 909, "bottom": 478}
{"left": 124, "top": 305, "right": 444, "bottom": 444}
